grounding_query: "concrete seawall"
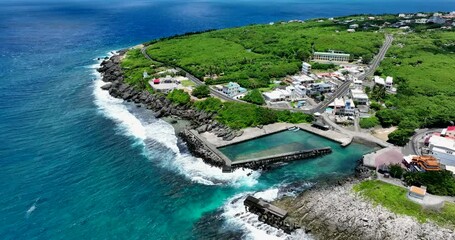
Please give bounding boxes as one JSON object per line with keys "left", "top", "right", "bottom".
{"left": 201, "top": 122, "right": 352, "bottom": 148}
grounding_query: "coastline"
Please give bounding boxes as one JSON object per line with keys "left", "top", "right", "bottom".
{"left": 273, "top": 177, "right": 455, "bottom": 240}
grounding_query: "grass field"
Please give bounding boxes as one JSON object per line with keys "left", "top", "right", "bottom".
{"left": 353, "top": 180, "right": 455, "bottom": 228}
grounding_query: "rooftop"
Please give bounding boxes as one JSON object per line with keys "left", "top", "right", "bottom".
{"left": 429, "top": 135, "right": 455, "bottom": 151}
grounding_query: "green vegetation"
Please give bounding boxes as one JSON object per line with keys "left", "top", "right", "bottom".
{"left": 359, "top": 116, "right": 380, "bottom": 129}
{"left": 120, "top": 48, "right": 162, "bottom": 89}
{"left": 374, "top": 31, "right": 455, "bottom": 142}
{"left": 242, "top": 89, "right": 265, "bottom": 105}
{"left": 167, "top": 89, "right": 190, "bottom": 105}
{"left": 146, "top": 20, "right": 382, "bottom": 88}
{"left": 388, "top": 164, "right": 404, "bottom": 178}
{"left": 310, "top": 62, "right": 337, "bottom": 70}
{"left": 403, "top": 171, "right": 455, "bottom": 196}
{"left": 194, "top": 98, "right": 313, "bottom": 129}
{"left": 191, "top": 85, "right": 210, "bottom": 98}
{"left": 181, "top": 80, "right": 195, "bottom": 87}
{"left": 354, "top": 180, "right": 455, "bottom": 227}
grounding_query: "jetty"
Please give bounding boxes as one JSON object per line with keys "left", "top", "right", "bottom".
{"left": 244, "top": 196, "right": 298, "bottom": 233}
{"left": 231, "top": 147, "right": 332, "bottom": 169}
{"left": 183, "top": 128, "right": 333, "bottom": 172}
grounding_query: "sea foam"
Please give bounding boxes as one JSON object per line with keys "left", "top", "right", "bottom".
{"left": 91, "top": 52, "right": 259, "bottom": 187}
{"left": 221, "top": 188, "right": 312, "bottom": 240}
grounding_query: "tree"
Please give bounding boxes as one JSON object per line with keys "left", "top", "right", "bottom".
{"left": 192, "top": 85, "right": 210, "bottom": 98}
{"left": 387, "top": 128, "right": 414, "bottom": 146}
{"left": 242, "top": 89, "right": 265, "bottom": 105}
{"left": 388, "top": 164, "right": 404, "bottom": 178}
{"left": 167, "top": 89, "right": 191, "bottom": 105}
{"left": 359, "top": 116, "right": 380, "bottom": 129}
{"left": 376, "top": 109, "right": 402, "bottom": 127}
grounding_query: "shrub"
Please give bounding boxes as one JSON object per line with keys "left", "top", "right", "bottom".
{"left": 389, "top": 164, "right": 404, "bottom": 178}
{"left": 359, "top": 117, "right": 380, "bottom": 129}
{"left": 387, "top": 128, "right": 414, "bottom": 146}
{"left": 194, "top": 97, "right": 223, "bottom": 113}
{"left": 403, "top": 171, "right": 455, "bottom": 196}
{"left": 242, "top": 89, "right": 265, "bottom": 105}
{"left": 167, "top": 89, "right": 190, "bottom": 105}
{"left": 192, "top": 85, "right": 210, "bottom": 98}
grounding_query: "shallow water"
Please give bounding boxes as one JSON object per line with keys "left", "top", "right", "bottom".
{"left": 1, "top": 1, "right": 454, "bottom": 239}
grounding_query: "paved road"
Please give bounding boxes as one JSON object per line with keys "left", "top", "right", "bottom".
{"left": 141, "top": 34, "right": 393, "bottom": 114}
{"left": 141, "top": 46, "right": 243, "bottom": 102}
{"left": 359, "top": 34, "right": 394, "bottom": 80}
{"left": 321, "top": 113, "right": 391, "bottom": 147}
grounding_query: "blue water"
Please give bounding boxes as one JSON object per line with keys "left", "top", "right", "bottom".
{"left": 1, "top": 1, "right": 454, "bottom": 239}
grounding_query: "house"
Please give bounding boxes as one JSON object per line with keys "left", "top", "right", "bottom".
{"left": 385, "top": 76, "right": 393, "bottom": 90}
{"left": 291, "top": 75, "right": 315, "bottom": 85}
{"left": 353, "top": 79, "right": 363, "bottom": 89}
{"left": 332, "top": 97, "right": 355, "bottom": 116}
{"left": 313, "top": 50, "right": 350, "bottom": 62}
{"left": 350, "top": 89, "right": 369, "bottom": 105}
{"left": 415, "top": 18, "right": 428, "bottom": 24}
{"left": 416, "top": 13, "right": 428, "bottom": 17}
{"left": 263, "top": 89, "right": 291, "bottom": 102}
{"left": 441, "top": 126, "right": 455, "bottom": 139}
{"left": 428, "top": 16, "right": 447, "bottom": 25}
{"left": 411, "top": 155, "right": 441, "bottom": 172}
{"left": 143, "top": 71, "right": 150, "bottom": 79}
{"left": 368, "top": 16, "right": 376, "bottom": 20}
{"left": 347, "top": 29, "right": 356, "bottom": 33}
{"left": 301, "top": 62, "right": 312, "bottom": 75}
{"left": 409, "top": 186, "right": 426, "bottom": 200}
{"left": 398, "top": 13, "right": 406, "bottom": 18}
{"left": 374, "top": 76, "right": 385, "bottom": 86}
{"left": 349, "top": 24, "right": 359, "bottom": 29}
{"left": 399, "top": 26, "right": 411, "bottom": 30}
{"left": 153, "top": 78, "right": 160, "bottom": 84}
{"left": 310, "top": 83, "right": 332, "bottom": 94}
{"left": 428, "top": 135, "right": 455, "bottom": 167}
{"left": 222, "top": 82, "right": 246, "bottom": 97}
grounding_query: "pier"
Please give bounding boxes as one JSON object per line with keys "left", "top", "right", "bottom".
{"left": 231, "top": 147, "right": 332, "bottom": 169}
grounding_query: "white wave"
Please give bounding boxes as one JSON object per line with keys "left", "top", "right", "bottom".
{"left": 25, "top": 197, "right": 40, "bottom": 219}
{"left": 90, "top": 54, "right": 259, "bottom": 187}
{"left": 221, "top": 189, "right": 312, "bottom": 240}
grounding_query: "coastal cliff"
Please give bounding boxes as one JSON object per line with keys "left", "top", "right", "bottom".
{"left": 97, "top": 51, "right": 239, "bottom": 168}
{"left": 274, "top": 180, "right": 455, "bottom": 240}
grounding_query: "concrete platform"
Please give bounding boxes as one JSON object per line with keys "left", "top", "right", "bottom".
{"left": 201, "top": 122, "right": 352, "bottom": 148}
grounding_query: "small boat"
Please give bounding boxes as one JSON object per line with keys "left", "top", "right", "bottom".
{"left": 287, "top": 126, "right": 299, "bottom": 132}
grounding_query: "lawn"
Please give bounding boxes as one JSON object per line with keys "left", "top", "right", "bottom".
{"left": 180, "top": 80, "right": 195, "bottom": 87}
{"left": 353, "top": 180, "right": 455, "bottom": 228}
{"left": 120, "top": 48, "right": 163, "bottom": 89}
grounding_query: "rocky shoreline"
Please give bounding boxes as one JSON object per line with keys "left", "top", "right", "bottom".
{"left": 273, "top": 170, "right": 455, "bottom": 240}
{"left": 97, "top": 50, "right": 242, "bottom": 168}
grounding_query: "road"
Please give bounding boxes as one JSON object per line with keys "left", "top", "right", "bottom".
{"left": 358, "top": 34, "right": 394, "bottom": 80}
{"left": 141, "top": 34, "right": 393, "bottom": 114}
{"left": 141, "top": 46, "right": 242, "bottom": 102}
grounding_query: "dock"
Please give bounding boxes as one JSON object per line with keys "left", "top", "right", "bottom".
{"left": 231, "top": 147, "right": 332, "bottom": 169}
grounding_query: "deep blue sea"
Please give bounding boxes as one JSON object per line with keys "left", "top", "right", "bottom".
{"left": 1, "top": 1, "right": 454, "bottom": 239}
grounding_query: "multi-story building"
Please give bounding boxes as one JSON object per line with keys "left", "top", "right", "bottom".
{"left": 313, "top": 50, "right": 350, "bottom": 62}
{"left": 301, "top": 62, "right": 311, "bottom": 75}
{"left": 428, "top": 135, "right": 455, "bottom": 167}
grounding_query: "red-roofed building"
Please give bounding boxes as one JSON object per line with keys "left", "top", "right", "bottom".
{"left": 153, "top": 78, "right": 160, "bottom": 84}
{"left": 447, "top": 126, "right": 455, "bottom": 138}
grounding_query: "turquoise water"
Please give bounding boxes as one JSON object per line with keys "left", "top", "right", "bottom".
{"left": 1, "top": 0, "right": 453, "bottom": 239}
{"left": 219, "top": 129, "right": 345, "bottom": 161}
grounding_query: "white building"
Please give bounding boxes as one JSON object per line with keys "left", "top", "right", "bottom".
{"left": 263, "top": 89, "right": 291, "bottom": 102}
{"left": 291, "top": 75, "right": 315, "bottom": 85}
{"left": 428, "top": 135, "right": 455, "bottom": 167}
{"left": 415, "top": 18, "right": 428, "bottom": 24}
{"left": 301, "top": 62, "right": 312, "bottom": 75}
{"left": 353, "top": 79, "right": 363, "bottom": 89}
{"left": 331, "top": 97, "right": 355, "bottom": 116}
{"left": 385, "top": 76, "right": 393, "bottom": 90}
{"left": 347, "top": 29, "right": 356, "bottom": 33}
{"left": 351, "top": 89, "right": 369, "bottom": 105}
{"left": 313, "top": 50, "right": 350, "bottom": 62}
{"left": 374, "top": 76, "right": 385, "bottom": 86}
{"left": 222, "top": 82, "right": 246, "bottom": 97}
{"left": 349, "top": 24, "right": 359, "bottom": 29}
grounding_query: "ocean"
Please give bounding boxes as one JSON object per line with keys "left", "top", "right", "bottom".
{"left": 1, "top": 1, "right": 454, "bottom": 239}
